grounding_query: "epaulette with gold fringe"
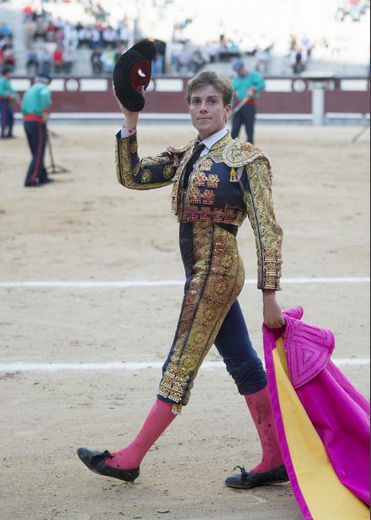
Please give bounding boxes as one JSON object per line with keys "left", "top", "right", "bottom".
{"left": 223, "top": 139, "right": 271, "bottom": 168}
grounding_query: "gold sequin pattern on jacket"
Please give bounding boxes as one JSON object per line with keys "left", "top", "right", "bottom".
{"left": 243, "top": 158, "right": 283, "bottom": 290}
{"left": 115, "top": 132, "right": 283, "bottom": 290}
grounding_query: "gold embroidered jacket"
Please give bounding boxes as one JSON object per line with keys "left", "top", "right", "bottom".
{"left": 116, "top": 131, "right": 283, "bottom": 290}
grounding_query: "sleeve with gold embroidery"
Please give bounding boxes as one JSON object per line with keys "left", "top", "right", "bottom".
{"left": 115, "top": 131, "right": 178, "bottom": 190}
{"left": 243, "top": 158, "right": 283, "bottom": 291}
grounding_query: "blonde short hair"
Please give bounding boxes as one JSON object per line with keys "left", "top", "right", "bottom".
{"left": 186, "top": 71, "right": 233, "bottom": 107}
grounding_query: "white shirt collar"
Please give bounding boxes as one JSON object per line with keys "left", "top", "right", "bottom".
{"left": 198, "top": 127, "right": 229, "bottom": 152}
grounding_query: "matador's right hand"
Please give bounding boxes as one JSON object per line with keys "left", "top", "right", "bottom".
{"left": 114, "top": 87, "right": 145, "bottom": 115}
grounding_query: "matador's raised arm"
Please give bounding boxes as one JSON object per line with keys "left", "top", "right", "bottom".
{"left": 115, "top": 132, "right": 178, "bottom": 190}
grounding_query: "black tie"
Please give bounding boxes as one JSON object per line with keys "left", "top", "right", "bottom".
{"left": 183, "top": 143, "right": 206, "bottom": 189}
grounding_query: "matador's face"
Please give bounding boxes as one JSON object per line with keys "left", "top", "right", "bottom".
{"left": 188, "top": 85, "right": 232, "bottom": 141}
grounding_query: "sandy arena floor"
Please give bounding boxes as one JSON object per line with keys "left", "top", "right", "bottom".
{"left": 0, "top": 123, "right": 370, "bottom": 520}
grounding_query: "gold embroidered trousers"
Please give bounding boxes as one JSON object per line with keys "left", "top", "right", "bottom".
{"left": 158, "top": 221, "right": 246, "bottom": 413}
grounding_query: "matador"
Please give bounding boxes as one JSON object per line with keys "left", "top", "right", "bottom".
{"left": 78, "top": 70, "right": 289, "bottom": 491}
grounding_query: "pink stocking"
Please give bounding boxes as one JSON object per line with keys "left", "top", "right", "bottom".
{"left": 106, "top": 398, "right": 177, "bottom": 470}
{"left": 245, "top": 386, "right": 284, "bottom": 473}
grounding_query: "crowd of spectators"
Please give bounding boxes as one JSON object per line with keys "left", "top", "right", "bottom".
{"left": 0, "top": 22, "right": 15, "bottom": 70}
{"left": 170, "top": 35, "right": 275, "bottom": 76}
{"left": 288, "top": 34, "right": 314, "bottom": 74}
{"left": 2, "top": 0, "right": 369, "bottom": 77}
{"left": 0, "top": 0, "right": 315, "bottom": 79}
{"left": 335, "top": 0, "right": 370, "bottom": 22}
{"left": 20, "top": 4, "right": 222, "bottom": 77}
{"left": 22, "top": 1, "right": 133, "bottom": 76}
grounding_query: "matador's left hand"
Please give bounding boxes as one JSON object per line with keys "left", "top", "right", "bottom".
{"left": 262, "top": 290, "right": 286, "bottom": 329}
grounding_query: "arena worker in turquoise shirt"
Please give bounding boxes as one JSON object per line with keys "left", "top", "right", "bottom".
{"left": 231, "top": 59, "right": 266, "bottom": 144}
{"left": 0, "top": 66, "right": 20, "bottom": 139}
{"left": 22, "top": 77, "right": 52, "bottom": 120}
{"left": 22, "top": 73, "right": 53, "bottom": 187}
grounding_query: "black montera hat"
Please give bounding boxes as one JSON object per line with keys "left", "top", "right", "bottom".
{"left": 113, "top": 39, "right": 157, "bottom": 112}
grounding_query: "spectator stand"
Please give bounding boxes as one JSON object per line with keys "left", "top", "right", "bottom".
{"left": 19, "top": 1, "right": 136, "bottom": 77}
{"left": 0, "top": 0, "right": 369, "bottom": 80}
{"left": 18, "top": 1, "right": 170, "bottom": 78}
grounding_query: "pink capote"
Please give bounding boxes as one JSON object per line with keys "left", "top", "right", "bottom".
{"left": 263, "top": 307, "right": 370, "bottom": 511}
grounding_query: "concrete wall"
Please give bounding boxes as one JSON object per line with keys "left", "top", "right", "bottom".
{"left": 11, "top": 75, "right": 370, "bottom": 125}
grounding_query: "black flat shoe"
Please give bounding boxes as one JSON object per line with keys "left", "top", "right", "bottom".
{"left": 77, "top": 447, "right": 140, "bottom": 482}
{"left": 24, "top": 182, "right": 44, "bottom": 188}
{"left": 225, "top": 464, "right": 289, "bottom": 489}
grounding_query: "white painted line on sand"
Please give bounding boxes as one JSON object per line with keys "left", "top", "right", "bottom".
{"left": 0, "top": 277, "right": 369, "bottom": 289}
{"left": 0, "top": 359, "right": 369, "bottom": 373}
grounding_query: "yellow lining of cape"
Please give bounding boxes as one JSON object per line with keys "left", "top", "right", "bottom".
{"left": 274, "top": 338, "right": 369, "bottom": 519}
